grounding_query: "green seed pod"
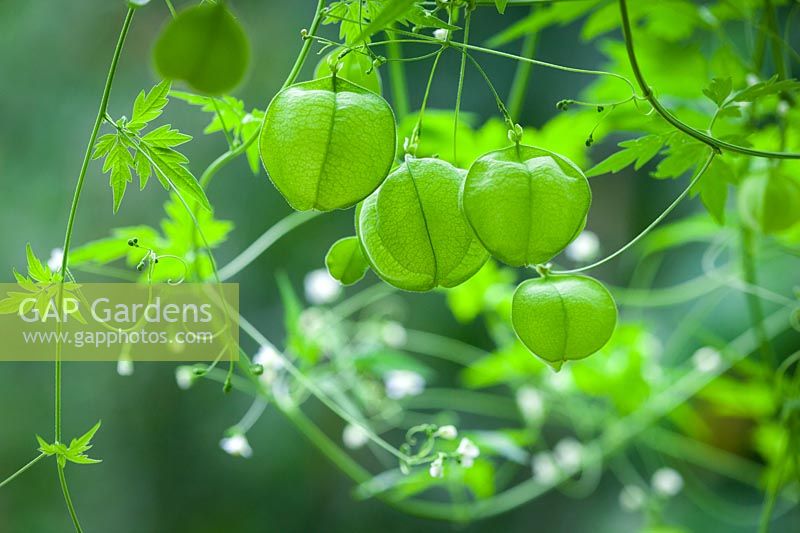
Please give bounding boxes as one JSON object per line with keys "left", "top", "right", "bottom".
{"left": 737, "top": 174, "right": 800, "bottom": 234}
{"left": 512, "top": 275, "right": 617, "bottom": 371}
{"left": 326, "top": 236, "right": 370, "bottom": 286}
{"left": 357, "top": 158, "right": 489, "bottom": 292}
{"left": 153, "top": 3, "right": 250, "bottom": 95}
{"left": 314, "top": 50, "right": 383, "bottom": 95}
{"left": 260, "top": 76, "right": 396, "bottom": 211}
{"left": 461, "top": 145, "right": 591, "bottom": 267}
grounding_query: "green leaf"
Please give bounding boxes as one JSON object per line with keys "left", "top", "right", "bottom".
{"left": 325, "top": 237, "right": 369, "bottom": 286}
{"left": 694, "top": 157, "right": 735, "bottom": 224}
{"left": 139, "top": 143, "right": 211, "bottom": 212}
{"left": 36, "top": 435, "right": 56, "bottom": 456}
{"left": 494, "top": 0, "right": 509, "bottom": 14}
{"left": 355, "top": 0, "right": 417, "bottom": 42}
{"left": 276, "top": 272, "right": 321, "bottom": 364}
{"left": 141, "top": 124, "right": 192, "bottom": 148}
{"left": 102, "top": 136, "right": 135, "bottom": 212}
{"left": 653, "top": 137, "right": 708, "bottom": 179}
{"left": 587, "top": 134, "right": 668, "bottom": 177}
{"left": 70, "top": 420, "right": 101, "bottom": 451}
{"left": 26, "top": 244, "right": 51, "bottom": 282}
{"left": 128, "top": 80, "right": 171, "bottom": 132}
{"left": 733, "top": 75, "right": 800, "bottom": 103}
{"left": 703, "top": 77, "right": 732, "bottom": 107}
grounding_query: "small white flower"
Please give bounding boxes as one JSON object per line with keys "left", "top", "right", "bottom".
{"left": 116, "top": 359, "right": 134, "bottom": 376}
{"left": 619, "top": 485, "right": 646, "bottom": 512}
{"left": 253, "top": 344, "right": 284, "bottom": 369}
{"left": 253, "top": 344, "right": 284, "bottom": 385}
{"left": 429, "top": 454, "right": 444, "bottom": 478}
{"left": 777, "top": 100, "right": 790, "bottom": 117}
{"left": 553, "top": 438, "right": 583, "bottom": 471}
{"left": 342, "top": 423, "right": 369, "bottom": 450}
{"left": 47, "top": 248, "right": 64, "bottom": 272}
{"left": 382, "top": 321, "right": 407, "bottom": 348}
{"left": 384, "top": 370, "right": 425, "bottom": 399}
{"left": 434, "top": 425, "right": 458, "bottom": 440}
{"left": 304, "top": 269, "right": 342, "bottom": 305}
{"left": 220, "top": 433, "right": 252, "bottom": 458}
{"left": 746, "top": 73, "right": 760, "bottom": 86}
{"left": 532, "top": 452, "right": 559, "bottom": 484}
{"left": 565, "top": 231, "right": 600, "bottom": 262}
{"left": 692, "top": 346, "right": 721, "bottom": 373}
{"left": 456, "top": 437, "right": 480, "bottom": 468}
{"left": 175, "top": 366, "right": 194, "bottom": 390}
{"left": 433, "top": 28, "right": 449, "bottom": 41}
{"left": 651, "top": 467, "right": 683, "bottom": 497}
{"left": 516, "top": 387, "right": 544, "bottom": 422}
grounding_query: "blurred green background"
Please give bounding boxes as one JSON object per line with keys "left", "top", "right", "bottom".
{"left": 0, "top": 1, "right": 798, "bottom": 532}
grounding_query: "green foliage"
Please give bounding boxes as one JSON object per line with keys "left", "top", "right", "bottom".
{"left": 511, "top": 275, "right": 617, "bottom": 371}
{"left": 170, "top": 91, "right": 265, "bottom": 174}
{"left": 357, "top": 157, "right": 489, "bottom": 291}
{"left": 70, "top": 194, "right": 232, "bottom": 282}
{"left": 153, "top": 3, "right": 250, "bottom": 95}
{"left": 260, "top": 76, "right": 397, "bottom": 211}
{"left": 0, "top": 245, "right": 86, "bottom": 323}
{"left": 37, "top": 421, "right": 103, "bottom": 468}
{"left": 93, "top": 80, "right": 211, "bottom": 213}
{"left": 325, "top": 237, "right": 370, "bottom": 286}
{"left": 462, "top": 146, "right": 590, "bottom": 267}
{"left": 324, "top": 0, "right": 456, "bottom": 44}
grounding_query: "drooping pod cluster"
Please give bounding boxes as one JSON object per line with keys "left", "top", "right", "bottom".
{"left": 259, "top": 72, "right": 617, "bottom": 370}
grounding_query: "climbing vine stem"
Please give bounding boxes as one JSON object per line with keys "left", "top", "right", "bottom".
{"left": 53, "top": 8, "right": 135, "bottom": 531}
{"left": 618, "top": 0, "right": 800, "bottom": 160}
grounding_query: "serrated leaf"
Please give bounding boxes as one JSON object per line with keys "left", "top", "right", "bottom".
{"left": 101, "top": 136, "right": 134, "bottom": 212}
{"left": 72, "top": 420, "right": 101, "bottom": 451}
{"left": 26, "top": 244, "right": 51, "bottom": 282}
{"left": 140, "top": 144, "right": 211, "bottom": 211}
{"left": 36, "top": 435, "right": 56, "bottom": 455}
{"left": 653, "top": 138, "right": 708, "bottom": 179}
{"left": 355, "top": 0, "right": 418, "bottom": 42}
{"left": 92, "top": 134, "right": 118, "bottom": 160}
{"left": 128, "top": 80, "right": 171, "bottom": 132}
{"left": 134, "top": 149, "right": 151, "bottom": 190}
{"left": 141, "top": 124, "right": 193, "bottom": 148}
{"left": 587, "top": 134, "right": 667, "bottom": 177}
{"left": 703, "top": 77, "right": 732, "bottom": 107}
{"left": 733, "top": 75, "right": 800, "bottom": 103}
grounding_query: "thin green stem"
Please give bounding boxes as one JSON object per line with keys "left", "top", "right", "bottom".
{"left": 408, "top": 50, "right": 444, "bottom": 154}
{"left": 164, "top": 0, "right": 176, "bottom": 18}
{"left": 740, "top": 226, "right": 775, "bottom": 367}
{"left": 53, "top": 9, "right": 134, "bottom": 531}
{"left": 553, "top": 152, "right": 716, "bottom": 275}
{"left": 507, "top": 8, "right": 538, "bottom": 122}
{"left": 758, "top": 430, "right": 788, "bottom": 533}
{"left": 57, "top": 465, "right": 83, "bottom": 533}
{"left": 218, "top": 211, "right": 320, "bottom": 280}
{"left": 618, "top": 0, "right": 800, "bottom": 160}
{"left": 385, "top": 30, "right": 410, "bottom": 121}
{"left": 0, "top": 453, "right": 46, "bottom": 490}
{"left": 453, "top": 10, "right": 472, "bottom": 166}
